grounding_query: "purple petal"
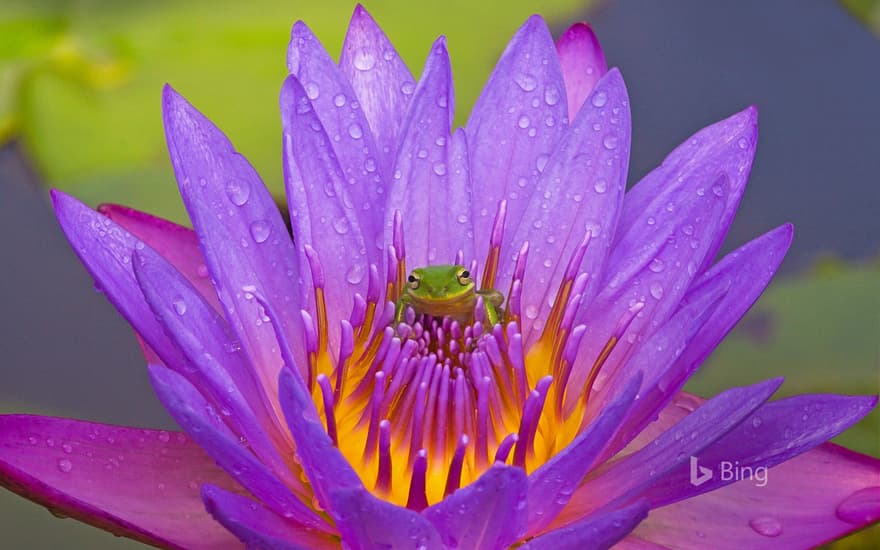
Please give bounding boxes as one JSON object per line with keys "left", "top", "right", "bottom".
{"left": 641, "top": 393, "right": 878, "bottom": 507}
{"left": 506, "top": 68, "right": 629, "bottom": 343}
{"left": 526, "top": 374, "right": 641, "bottom": 535}
{"left": 423, "top": 464, "right": 527, "bottom": 549}
{"left": 631, "top": 407, "right": 880, "bottom": 550}
{"left": 330, "top": 487, "right": 443, "bottom": 550}
{"left": 162, "top": 85, "right": 307, "bottom": 402}
{"left": 286, "top": 20, "right": 385, "bottom": 248}
{"left": 280, "top": 75, "right": 376, "bottom": 349}
{"left": 98, "top": 203, "right": 220, "bottom": 311}
{"left": 51, "top": 191, "right": 189, "bottom": 373}
{"left": 557, "top": 378, "right": 782, "bottom": 525}
{"left": 466, "top": 15, "right": 568, "bottom": 255}
{"left": 132, "top": 246, "right": 297, "bottom": 489}
{"left": 387, "top": 37, "right": 473, "bottom": 266}
{"left": 0, "top": 415, "right": 241, "bottom": 549}
{"left": 339, "top": 5, "right": 416, "bottom": 176}
{"left": 148, "top": 365, "right": 328, "bottom": 531}
{"left": 278, "top": 366, "right": 363, "bottom": 512}
{"left": 616, "top": 106, "right": 759, "bottom": 274}
{"left": 522, "top": 499, "right": 648, "bottom": 550}
{"left": 570, "top": 133, "right": 733, "bottom": 414}
{"left": 555, "top": 22, "right": 608, "bottom": 121}
{"left": 202, "top": 484, "right": 338, "bottom": 549}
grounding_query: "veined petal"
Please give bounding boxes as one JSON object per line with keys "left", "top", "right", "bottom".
{"left": 521, "top": 499, "right": 648, "bottom": 550}
{"left": 162, "top": 85, "right": 307, "bottom": 404}
{"left": 97, "top": 204, "right": 220, "bottom": 311}
{"left": 149, "top": 366, "right": 328, "bottom": 532}
{"left": 132, "top": 246, "right": 296, "bottom": 488}
{"left": 556, "top": 379, "right": 782, "bottom": 526}
{"left": 51, "top": 191, "right": 190, "bottom": 374}
{"left": 281, "top": 75, "right": 374, "bottom": 348}
{"left": 466, "top": 15, "right": 568, "bottom": 255}
{"left": 286, "top": 20, "right": 386, "bottom": 247}
{"left": 387, "top": 37, "right": 473, "bottom": 266}
{"left": 339, "top": 5, "right": 416, "bottom": 176}
{"left": 555, "top": 22, "right": 608, "bottom": 122}
{"left": 423, "top": 465, "right": 527, "bottom": 549}
{"left": 202, "top": 484, "right": 339, "bottom": 549}
{"left": 616, "top": 106, "right": 759, "bottom": 274}
{"left": 0, "top": 415, "right": 241, "bottom": 550}
{"left": 330, "top": 487, "right": 443, "bottom": 550}
{"left": 641, "top": 393, "right": 878, "bottom": 507}
{"left": 507, "top": 68, "right": 629, "bottom": 343}
{"left": 632, "top": 397, "right": 880, "bottom": 548}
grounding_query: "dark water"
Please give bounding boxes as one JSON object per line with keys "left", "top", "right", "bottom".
{"left": 0, "top": 0, "right": 877, "bottom": 548}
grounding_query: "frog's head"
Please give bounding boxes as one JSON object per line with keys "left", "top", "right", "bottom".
{"left": 405, "top": 264, "right": 474, "bottom": 302}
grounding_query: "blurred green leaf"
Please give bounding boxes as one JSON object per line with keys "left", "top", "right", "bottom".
{"left": 3, "top": 0, "right": 591, "bottom": 221}
{"left": 842, "top": 0, "right": 880, "bottom": 33}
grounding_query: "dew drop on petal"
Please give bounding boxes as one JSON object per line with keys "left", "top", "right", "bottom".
{"left": 433, "top": 162, "right": 447, "bottom": 176}
{"left": 649, "top": 282, "right": 664, "bottom": 299}
{"left": 751, "top": 416, "right": 763, "bottom": 428}
{"left": 603, "top": 135, "right": 618, "bottom": 150}
{"left": 332, "top": 217, "right": 351, "bottom": 235}
{"left": 345, "top": 264, "right": 365, "bottom": 285}
{"left": 348, "top": 123, "right": 363, "bottom": 139}
{"left": 518, "top": 115, "right": 530, "bottom": 129}
{"left": 225, "top": 180, "right": 251, "bottom": 206}
{"left": 333, "top": 93, "right": 346, "bottom": 107}
{"left": 353, "top": 50, "right": 376, "bottom": 71}
{"left": 649, "top": 258, "right": 665, "bottom": 273}
{"left": 836, "top": 487, "right": 880, "bottom": 524}
{"left": 57, "top": 458, "right": 73, "bottom": 473}
{"left": 524, "top": 305, "right": 539, "bottom": 319}
{"left": 543, "top": 85, "right": 560, "bottom": 106}
{"left": 172, "top": 298, "right": 187, "bottom": 316}
{"left": 401, "top": 81, "right": 415, "bottom": 95}
{"left": 249, "top": 220, "right": 271, "bottom": 243}
{"left": 304, "top": 81, "right": 320, "bottom": 100}
{"left": 593, "top": 178, "right": 608, "bottom": 194}
{"left": 748, "top": 517, "right": 783, "bottom": 537}
{"left": 515, "top": 73, "right": 537, "bottom": 92}
{"left": 535, "top": 154, "right": 549, "bottom": 173}
{"left": 591, "top": 91, "right": 608, "bottom": 108}
{"left": 196, "top": 264, "right": 210, "bottom": 278}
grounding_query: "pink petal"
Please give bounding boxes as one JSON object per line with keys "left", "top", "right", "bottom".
{"left": 555, "top": 22, "right": 608, "bottom": 121}
{"left": 635, "top": 443, "right": 880, "bottom": 548}
{"left": 0, "top": 415, "right": 241, "bottom": 549}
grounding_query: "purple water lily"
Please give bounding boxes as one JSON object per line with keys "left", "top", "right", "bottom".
{"left": 2, "top": 6, "right": 878, "bottom": 549}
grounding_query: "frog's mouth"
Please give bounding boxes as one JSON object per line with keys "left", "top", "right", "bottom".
{"left": 407, "top": 291, "right": 476, "bottom": 319}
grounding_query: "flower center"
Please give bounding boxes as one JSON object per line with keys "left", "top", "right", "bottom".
{"left": 297, "top": 202, "right": 631, "bottom": 509}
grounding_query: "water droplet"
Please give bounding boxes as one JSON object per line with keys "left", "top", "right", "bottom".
{"left": 158, "top": 431, "right": 170, "bottom": 443}
{"left": 346, "top": 264, "right": 365, "bottom": 285}
{"left": 647, "top": 217, "right": 656, "bottom": 226}
{"left": 525, "top": 305, "right": 539, "bottom": 319}
{"left": 57, "top": 459, "right": 73, "bottom": 473}
{"left": 594, "top": 179, "right": 608, "bottom": 193}
{"left": 591, "top": 91, "right": 608, "bottom": 108}
{"left": 304, "top": 81, "right": 320, "bottom": 100}
{"left": 332, "top": 217, "right": 351, "bottom": 235}
{"left": 682, "top": 224, "right": 695, "bottom": 236}
{"left": 836, "top": 487, "right": 880, "bottom": 524}
{"left": 737, "top": 137, "right": 749, "bottom": 149}
{"left": 649, "top": 258, "right": 665, "bottom": 273}
{"left": 649, "top": 283, "right": 664, "bottom": 299}
{"left": 712, "top": 184, "right": 725, "bottom": 197}
{"left": 249, "top": 220, "right": 271, "bottom": 243}
{"left": 225, "top": 180, "right": 251, "bottom": 206}
{"left": 196, "top": 264, "right": 210, "bottom": 278}
{"left": 433, "top": 162, "right": 447, "bottom": 176}
{"left": 544, "top": 85, "right": 560, "bottom": 106}
{"left": 603, "top": 135, "right": 618, "bottom": 150}
{"left": 542, "top": 259, "right": 552, "bottom": 268}
{"left": 401, "top": 81, "right": 415, "bottom": 95}
{"left": 751, "top": 416, "right": 763, "bottom": 428}
{"left": 515, "top": 73, "right": 537, "bottom": 92}
{"left": 536, "top": 154, "right": 549, "bottom": 172}
{"left": 353, "top": 50, "right": 376, "bottom": 71}
{"left": 333, "top": 93, "right": 346, "bottom": 107}
{"left": 172, "top": 298, "right": 187, "bottom": 316}
{"left": 436, "top": 94, "right": 448, "bottom": 108}
{"left": 518, "top": 115, "right": 530, "bottom": 129}
{"left": 364, "top": 158, "right": 377, "bottom": 173}
{"left": 417, "top": 149, "right": 428, "bottom": 159}
{"left": 749, "top": 516, "right": 783, "bottom": 537}
{"left": 348, "top": 123, "right": 363, "bottom": 139}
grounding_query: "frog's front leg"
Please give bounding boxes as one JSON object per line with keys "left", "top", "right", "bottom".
{"left": 476, "top": 288, "right": 504, "bottom": 327}
{"left": 394, "top": 294, "right": 412, "bottom": 327}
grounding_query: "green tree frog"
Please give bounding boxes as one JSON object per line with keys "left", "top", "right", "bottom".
{"left": 394, "top": 265, "right": 504, "bottom": 327}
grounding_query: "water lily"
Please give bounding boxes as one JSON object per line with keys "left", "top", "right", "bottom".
{"left": 2, "top": 6, "right": 878, "bottom": 549}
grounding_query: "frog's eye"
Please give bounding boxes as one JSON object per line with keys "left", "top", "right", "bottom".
{"left": 407, "top": 273, "right": 420, "bottom": 290}
{"left": 457, "top": 270, "right": 472, "bottom": 286}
